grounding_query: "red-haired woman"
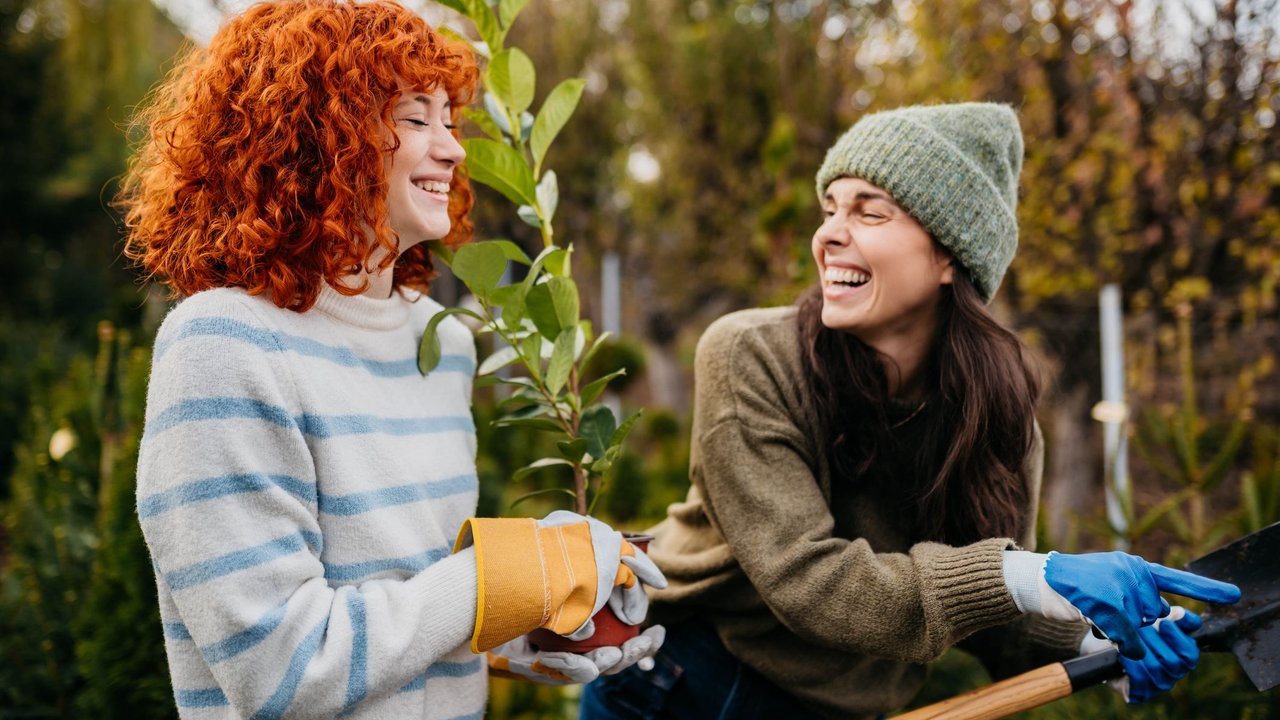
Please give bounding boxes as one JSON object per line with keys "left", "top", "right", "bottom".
{"left": 581, "top": 103, "right": 1238, "bottom": 719}
{"left": 119, "top": 2, "right": 662, "bottom": 718}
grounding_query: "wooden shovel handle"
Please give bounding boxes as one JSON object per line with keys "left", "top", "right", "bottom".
{"left": 895, "top": 648, "right": 1122, "bottom": 720}
{"left": 894, "top": 663, "right": 1072, "bottom": 720}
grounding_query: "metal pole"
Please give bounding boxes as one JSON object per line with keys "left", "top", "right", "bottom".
{"left": 601, "top": 250, "right": 622, "bottom": 420}
{"left": 1096, "top": 284, "right": 1130, "bottom": 550}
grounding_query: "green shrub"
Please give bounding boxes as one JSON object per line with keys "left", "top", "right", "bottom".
{"left": 0, "top": 324, "right": 172, "bottom": 719}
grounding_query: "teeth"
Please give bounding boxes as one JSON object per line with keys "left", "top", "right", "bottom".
{"left": 414, "top": 180, "right": 450, "bottom": 193}
{"left": 824, "top": 267, "right": 870, "bottom": 285}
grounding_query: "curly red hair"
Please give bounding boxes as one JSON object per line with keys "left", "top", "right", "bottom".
{"left": 118, "top": 0, "right": 478, "bottom": 310}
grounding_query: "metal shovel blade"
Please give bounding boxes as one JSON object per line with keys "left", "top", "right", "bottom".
{"left": 1187, "top": 520, "right": 1280, "bottom": 692}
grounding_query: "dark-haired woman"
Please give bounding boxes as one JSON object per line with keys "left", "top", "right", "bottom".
{"left": 580, "top": 103, "right": 1237, "bottom": 720}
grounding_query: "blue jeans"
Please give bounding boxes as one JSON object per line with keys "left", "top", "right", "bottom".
{"left": 578, "top": 620, "right": 825, "bottom": 720}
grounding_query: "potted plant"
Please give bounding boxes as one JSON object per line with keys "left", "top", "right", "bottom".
{"left": 418, "top": 0, "right": 647, "bottom": 651}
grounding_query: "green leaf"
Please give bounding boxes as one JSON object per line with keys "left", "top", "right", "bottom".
{"left": 463, "top": 106, "right": 503, "bottom": 141}
{"left": 579, "top": 404, "right": 617, "bottom": 459}
{"left": 487, "top": 284, "right": 520, "bottom": 308}
{"left": 512, "top": 457, "right": 573, "bottom": 482}
{"left": 451, "top": 241, "right": 508, "bottom": 296}
{"left": 434, "top": 0, "right": 469, "bottom": 15}
{"left": 488, "top": 48, "right": 536, "bottom": 116}
{"left": 557, "top": 438, "right": 589, "bottom": 462}
{"left": 531, "top": 78, "right": 586, "bottom": 173}
{"left": 521, "top": 332, "right": 543, "bottom": 380}
{"left": 477, "top": 344, "right": 520, "bottom": 375}
{"left": 611, "top": 409, "right": 643, "bottom": 447}
{"left": 580, "top": 369, "right": 625, "bottom": 407}
{"left": 493, "top": 416, "right": 564, "bottom": 433}
{"left": 545, "top": 246, "right": 572, "bottom": 277}
{"left": 474, "top": 374, "right": 538, "bottom": 389}
{"left": 510, "top": 487, "right": 576, "bottom": 511}
{"left": 466, "top": 0, "right": 502, "bottom": 50}
{"left": 517, "top": 205, "right": 542, "bottom": 228}
{"left": 536, "top": 170, "right": 559, "bottom": 223}
{"left": 461, "top": 138, "right": 536, "bottom": 206}
{"left": 498, "top": 0, "right": 531, "bottom": 27}
{"left": 526, "top": 277, "right": 579, "bottom": 340}
{"left": 589, "top": 457, "right": 613, "bottom": 474}
{"left": 520, "top": 111, "right": 534, "bottom": 142}
{"left": 489, "top": 239, "right": 531, "bottom": 265}
{"left": 425, "top": 239, "right": 455, "bottom": 266}
{"left": 579, "top": 330, "right": 613, "bottom": 367}
{"left": 501, "top": 283, "right": 528, "bottom": 330}
{"left": 545, "top": 328, "right": 576, "bottom": 395}
{"left": 482, "top": 93, "right": 513, "bottom": 137}
{"left": 418, "top": 307, "right": 485, "bottom": 374}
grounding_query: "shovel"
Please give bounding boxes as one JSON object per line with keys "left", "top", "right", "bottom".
{"left": 896, "top": 522, "right": 1280, "bottom": 720}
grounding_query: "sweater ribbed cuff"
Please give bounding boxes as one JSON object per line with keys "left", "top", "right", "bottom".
{"left": 923, "top": 538, "right": 1023, "bottom": 642}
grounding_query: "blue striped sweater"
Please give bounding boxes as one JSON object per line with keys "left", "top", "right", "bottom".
{"left": 137, "top": 285, "right": 486, "bottom": 719}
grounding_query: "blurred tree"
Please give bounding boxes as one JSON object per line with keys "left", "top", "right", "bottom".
{"left": 0, "top": 0, "right": 182, "bottom": 498}
{"left": 0, "top": 325, "right": 170, "bottom": 719}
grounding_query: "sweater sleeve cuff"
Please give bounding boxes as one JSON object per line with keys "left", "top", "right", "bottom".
{"left": 921, "top": 538, "right": 1023, "bottom": 642}
{"left": 405, "top": 548, "right": 480, "bottom": 655}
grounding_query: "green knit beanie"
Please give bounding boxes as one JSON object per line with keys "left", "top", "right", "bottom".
{"left": 815, "top": 102, "right": 1023, "bottom": 302}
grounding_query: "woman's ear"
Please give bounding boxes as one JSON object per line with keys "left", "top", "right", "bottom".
{"left": 938, "top": 256, "right": 954, "bottom": 286}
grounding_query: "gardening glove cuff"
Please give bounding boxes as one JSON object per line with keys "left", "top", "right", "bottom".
{"left": 454, "top": 512, "right": 627, "bottom": 652}
{"left": 1002, "top": 550, "right": 1085, "bottom": 622}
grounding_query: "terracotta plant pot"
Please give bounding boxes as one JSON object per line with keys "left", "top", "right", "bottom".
{"left": 528, "top": 534, "right": 653, "bottom": 653}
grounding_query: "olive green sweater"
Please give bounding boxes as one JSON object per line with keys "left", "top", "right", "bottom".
{"left": 647, "top": 306, "right": 1085, "bottom": 719}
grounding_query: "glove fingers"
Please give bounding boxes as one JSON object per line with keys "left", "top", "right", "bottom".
{"left": 640, "top": 624, "right": 666, "bottom": 649}
{"left": 603, "top": 625, "right": 665, "bottom": 676}
{"left": 581, "top": 645, "right": 624, "bottom": 673}
{"left": 1127, "top": 561, "right": 1169, "bottom": 625}
{"left": 534, "top": 652, "right": 600, "bottom": 684}
{"left": 1140, "top": 627, "right": 1185, "bottom": 675}
{"left": 1173, "top": 608, "right": 1203, "bottom": 632}
{"left": 1156, "top": 617, "right": 1200, "bottom": 666}
{"left": 621, "top": 548, "right": 667, "bottom": 589}
{"left": 1108, "top": 617, "right": 1147, "bottom": 660}
{"left": 607, "top": 582, "right": 650, "bottom": 626}
{"left": 1126, "top": 663, "right": 1159, "bottom": 704}
{"left": 1147, "top": 563, "right": 1242, "bottom": 604}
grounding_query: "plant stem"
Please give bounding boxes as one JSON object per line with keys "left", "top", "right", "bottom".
{"left": 481, "top": 298, "right": 588, "bottom": 512}
{"left": 573, "top": 465, "right": 588, "bottom": 515}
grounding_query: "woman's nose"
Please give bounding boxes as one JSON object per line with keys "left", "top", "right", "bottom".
{"left": 814, "top": 217, "right": 850, "bottom": 247}
{"left": 434, "top": 127, "right": 466, "bottom": 166}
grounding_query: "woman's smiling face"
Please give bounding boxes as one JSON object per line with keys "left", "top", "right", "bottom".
{"left": 383, "top": 87, "right": 465, "bottom": 253}
{"left": 812, "top": 177, "right": 954, "bottom": 349}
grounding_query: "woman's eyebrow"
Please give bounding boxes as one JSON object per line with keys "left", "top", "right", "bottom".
{"left": 394, "top": 94, "right": 451, "bottom": 114}
{"left": 853, "top": 191, "right": 895, "bottom": 204}
{"left": 823, "top": 190, "right": 898, "bottom": 207}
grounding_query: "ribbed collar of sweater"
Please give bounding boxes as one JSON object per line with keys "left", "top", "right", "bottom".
{"left": 313, "top": 282, "right": 416, "bottom": 331}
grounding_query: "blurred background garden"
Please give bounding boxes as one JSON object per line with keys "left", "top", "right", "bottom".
{"left": 1, "top": 0, "right": 1278, "bottom": 717}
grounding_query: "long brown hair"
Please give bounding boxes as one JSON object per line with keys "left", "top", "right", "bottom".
{"left": 797, "top": 272, "right": 1040, "bottom": 545}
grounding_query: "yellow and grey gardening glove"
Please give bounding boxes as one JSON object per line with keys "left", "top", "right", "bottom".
{"left": 608, "top": 543, "right": 665, "bottom": 628}
{"left": 487, "top": 626, "right": 667, "bottom": 686}
{"left": 454, "top": 510, "right": 665, "bottom": 653}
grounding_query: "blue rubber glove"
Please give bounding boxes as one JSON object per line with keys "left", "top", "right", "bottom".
{"left": 1044, "top": 551, "right": 1239, "bottom": 659}
{"left": 1118, "top": 607, "right": 1203, "bottom": 704}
